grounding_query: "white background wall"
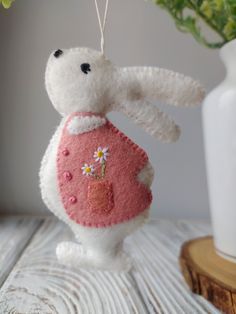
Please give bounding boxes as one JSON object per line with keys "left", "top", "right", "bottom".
{"left": 0, "top": 0, "right": 225, "bottom": 218}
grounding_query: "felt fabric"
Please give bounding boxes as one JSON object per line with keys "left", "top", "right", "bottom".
{"left": 88, "top": 180, "right": 114, "bottom": 213}
{"left": 45, "top": 47, "right": 205, "bottom": 143}
{"left": 57, "top": 112, "right": 152, "bottom": 228}
{"left": 40, "top": 46, "right": 205, "bottom": 271}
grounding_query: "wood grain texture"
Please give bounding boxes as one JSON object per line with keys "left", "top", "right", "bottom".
{"left": 0, "top": 217, "right": 42, "bottom": 288}
{"left": 127, "top": 220, "right": 219, "bottom": 314}
{"left": 0, "top": 218, "right": 220, "bottom": 314}
{"left": 180, "top": 236, "right": 236, "bottom": 314}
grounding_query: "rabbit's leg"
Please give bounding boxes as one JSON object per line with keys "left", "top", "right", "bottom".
{"left": 56, "top": 241, "right": 131, "bottom": 272}
{"left": 56, "top": 209, "right": 149, "bottom": 272}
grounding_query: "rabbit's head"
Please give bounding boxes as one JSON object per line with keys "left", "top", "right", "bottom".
{"left": 45, "top": 47, "right": 205, "bottom": 142}
{"left": 45, "top": 47, "right": 116, "bottom": 115}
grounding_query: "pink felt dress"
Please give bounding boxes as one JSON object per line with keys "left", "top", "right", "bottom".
{"left": 57, "top": 112, "right": 152, "bottom": 227}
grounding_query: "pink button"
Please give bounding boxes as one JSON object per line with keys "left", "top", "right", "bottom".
{"left": 69, "top": 196, "right": 77, "bottom": 204}
{"left": 62, "top": 149, "right": 69, "bottom": 156}
{"left": 69, "top": 212, "right": 76, "bottom": 219}
{"left": 63, "top": 171, "right": 72, "bottom": 181}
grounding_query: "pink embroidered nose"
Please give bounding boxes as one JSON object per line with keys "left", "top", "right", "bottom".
{"left": 69, "top": 196, "right": 77, "bottom": 204}
{"left": 62, "top": 148, "right": 70, "bottom": 156}
{"left": 63, "top": 171, "right": 72, "bottom": 181}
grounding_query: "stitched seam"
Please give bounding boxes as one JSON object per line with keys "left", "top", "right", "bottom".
{"left": 57, "top": 113, "right": 153, "bottom": 227}
{"left": 87, "top": 181, "right": 114, "bottom": 213}
{"left": 107, "top": 121, "right": 148, "bottom": 175}
{"left": 73, "top": 203, "right": 152, "bottom": 228}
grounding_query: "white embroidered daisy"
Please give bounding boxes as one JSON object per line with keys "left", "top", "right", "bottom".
{"left": 94, "top": 147, "right": 109, "bottom": 163}
{"left": 81, "top": 164, "right": 95, "bottom": 176}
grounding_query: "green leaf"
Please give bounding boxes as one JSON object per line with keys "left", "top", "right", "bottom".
{"left": 200, "top": 1, "right": 213, "bottom": 19}
{"left": 152, "top": 0, "right": 231, "bottom": 48}
{"left": 213, "top": 0, "right": 224, "bottom": 11}
{"left": 1, "top": 0, "right": 14, "bottom": 9}
{"left": 223, "top": 17, "right": 236, "bottom": 40}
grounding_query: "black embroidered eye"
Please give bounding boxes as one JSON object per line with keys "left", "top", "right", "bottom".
{"left": 54, "top": 49, "right": 63, "bottom": 58}
{"left": 80, "top": 63, "right": 91, "bottom": 74}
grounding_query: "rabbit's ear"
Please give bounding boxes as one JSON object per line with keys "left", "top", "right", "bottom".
{"left": 118, "top": 99, "right": 181, "bottom": 143}
{"left": 120, "top": 67, "right": 205, "bottom": 107}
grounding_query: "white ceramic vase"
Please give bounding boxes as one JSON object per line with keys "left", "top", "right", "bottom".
{"left": 203, "top": 39, "right": 236, "bottom": 263}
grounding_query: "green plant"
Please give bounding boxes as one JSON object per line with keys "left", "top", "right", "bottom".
{"left": 153, "top": 0, "right": 236, "bottom": 48}
{"left": 0, "top": 0, "right": 14, "bottom": 9}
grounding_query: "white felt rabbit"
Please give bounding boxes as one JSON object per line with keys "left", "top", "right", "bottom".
{"left": 40, "top": 47, "right": 205, "bottom": 272}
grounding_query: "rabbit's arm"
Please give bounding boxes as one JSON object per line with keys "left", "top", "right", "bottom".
{"left": 120, "top": 100, "right": 180, "bottom": 143}
{"left": 120, "top": 67, "right": 205, "bottom": 107}
{"left": 67, "top": 115, "right": 106, "bottom": 135}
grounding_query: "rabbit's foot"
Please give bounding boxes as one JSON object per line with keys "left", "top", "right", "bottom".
{"left": 56, "top": 241, "right": 132, "bottom": 273}
{"left": 105, "top": 250, "right": 132, "bottom": 273}
{"left": 56, "top": 241, "right": 85, "bottom": 266}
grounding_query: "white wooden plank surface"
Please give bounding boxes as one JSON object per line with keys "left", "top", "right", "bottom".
{"left": 0, "top": 217, "right": 42, "bottom": 288}
{"left": 0, "top": 218, "right": 147, "bottom": 314}
{"left": 0, "top": 218, "right": 220, "bottom": 314}
{"left": 126, "top": 220, "right": 220, "bottom": 314}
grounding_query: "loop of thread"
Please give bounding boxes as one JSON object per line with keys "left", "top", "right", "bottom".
{"left": 94, "top": 0, "right": 109, "bottom": 55}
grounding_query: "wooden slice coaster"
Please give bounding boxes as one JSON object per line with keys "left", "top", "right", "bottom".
{"left": 180, "top": 236, "right": 236, "bottom": 314}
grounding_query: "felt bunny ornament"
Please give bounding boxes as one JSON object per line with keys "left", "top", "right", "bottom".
{"left": 39, "top": 46, "right": 205, "bottom": 272}
{"left": 40, "top": 0, "right": 204, "bottom": 273}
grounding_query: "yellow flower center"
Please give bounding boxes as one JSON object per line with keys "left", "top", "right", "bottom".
{"left": 85, "top": 167, "right": 91, "bottom": 173}
{"left": 97, "top": 151, "right": 104, "bottom": 158}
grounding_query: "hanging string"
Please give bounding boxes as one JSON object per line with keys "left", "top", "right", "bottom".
{"left": 94, "top": 0, "right": 109, "bottom": 55}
